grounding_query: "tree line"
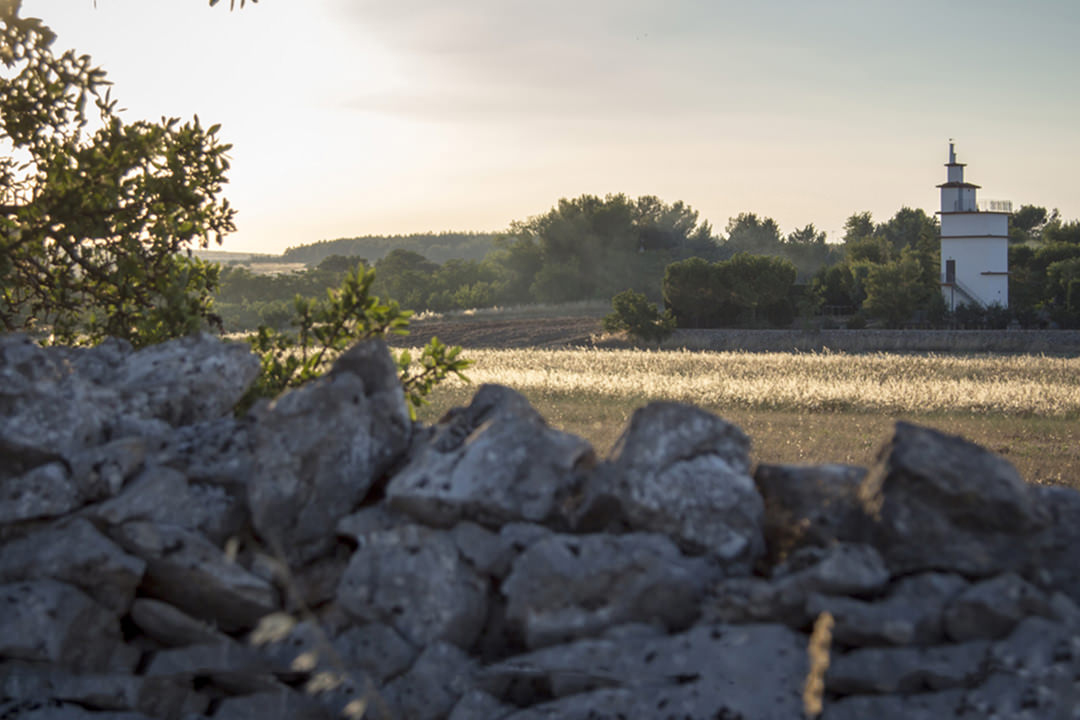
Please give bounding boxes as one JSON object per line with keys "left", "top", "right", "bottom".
{"left": 215, "top": 193, "right": 1080, "bottom": 333}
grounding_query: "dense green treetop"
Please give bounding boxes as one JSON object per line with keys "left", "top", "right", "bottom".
{"left": 1, "top": 0, "right": 234, "bottom": 345}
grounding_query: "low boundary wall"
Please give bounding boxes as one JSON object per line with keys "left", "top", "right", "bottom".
{"left": 666, "top": 329, "right": 1080, "bottom": 355}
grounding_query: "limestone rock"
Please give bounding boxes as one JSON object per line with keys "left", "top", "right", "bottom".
{"left": 961, "top": 617, "right": 1080, "bottom": 718}
{"left": 110, "top": 332, "right": 259, "bottom": 426}
{"left": 336, "top": 524, "right": 488, "bottom": 649}
{"left": 944, "top": 572, "right": 1055, "bottom": 641}
{"left": 859, "top": 422, "right": 1048, "bottom": 576}
{"left": 826, "top": 641, "right": 989, "bottom": 695}
{"left": 333, "top": 623, "right": 418, "bottom": 685}
{"left": 822, "top": 690, "right": 965, "bottom": 720}
{"left": 112, "top": 522, "right": 278, "bottom": 632}
{"left": 129, "top": 599, "right": 228, "bottom": 648}
{"left": 755, "top": 463, "right": 870, "bottom": 564}
{"left": 0, "top": 580, "right": 127, "bottom": 673}
{"left": 502, "top": 532, "right": 719, "bottom": 649}
{"left": 0, "top": 518, "right": 145, "bottom": 614}
{"left": 88, "top": 466, "right": 245, "bottom": 546}
{"left": 808, "top": 572, "right": 969, "bottom": 647}
{"left": 576, "top": 402, "right": 764, "bottom": 568}
{"left": 387, "top": 384, "right": 594, "bottom": 529}
{"left": 0, "top": 662, "right": 207, "bottom": 719}
{"left": 486, "top": 623, "right": 807, "bottom": 720}
{"left": 0, "top": 463, "right": 82, "bottom": 525}
{"left": 706, "top": 543, "right": 890, "bottom": 627}
{"left": 249, "top": 340, "right": 411, "bottom": 564}
{"left": 154, "top": 415, "right": 254, "bottom": 488}
{"left": 1029, "top": 484, "right": 1080, "bottom": 605}
{"left": 382, "top": 642, "right": 478, "bottom": 720}
{"left": 448, "top": 689, "right": 514, "bottom": 720}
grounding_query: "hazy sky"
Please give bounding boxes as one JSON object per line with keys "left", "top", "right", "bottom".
{"left": 21, "top": 0, "right": 1080, "bottom": 254}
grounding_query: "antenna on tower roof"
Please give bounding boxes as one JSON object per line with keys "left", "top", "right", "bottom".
{"left": 948, "top": 139, "right": 956, "bottom": 164}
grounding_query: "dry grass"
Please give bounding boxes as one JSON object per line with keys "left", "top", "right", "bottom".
{"left": 415, "top": 348, "right": 1080, "bottom": 489}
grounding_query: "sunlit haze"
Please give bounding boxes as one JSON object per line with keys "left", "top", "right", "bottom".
{"left": 22, "top": 0, "right": 1080, "bottom": 254}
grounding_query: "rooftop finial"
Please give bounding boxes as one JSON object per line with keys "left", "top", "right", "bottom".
{"left": 949, "top": 139, "right": 956, "bottom": 164}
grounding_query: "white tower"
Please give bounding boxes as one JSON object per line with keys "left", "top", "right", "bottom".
{"left": 938, "top": 142, "right": 1009, "bottom": 310}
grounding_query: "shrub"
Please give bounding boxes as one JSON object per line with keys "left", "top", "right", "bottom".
{"left": 603, "top": 289, "right": 675, "bottom": 344}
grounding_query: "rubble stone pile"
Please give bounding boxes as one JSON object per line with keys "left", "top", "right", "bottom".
{"left": 1, "top": 333, "right": 1078, "bottom": 719}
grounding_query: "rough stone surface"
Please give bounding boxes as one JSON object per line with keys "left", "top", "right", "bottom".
{"left": 486, "top": 623, "right": 808, "bottom": 720}
{"left": 0, "top": 518, "right": 145, "bottom": 614}
{"left": 859, "top": 421, "right": 1049, "bottom": 576}
{"left": 129, "top": 599, "right": 228, "bottom": 648}
{"left": 826, "top": 641, "right": 990, "bottom": 695}
{"left": 502, "top": 532, "right": 719, "bottom": 648}
{"left": 110, "top": 332, "right": 260, "bottom": 426}
{"left": 944, "top": 571, "right": 1055, "bottom": 641}
{"left": 0, "top": 580, "right": 128, "bottom": 673}
{"left": 705, "top": 543, "right": 890, "bottom": 627}
{"left": 336, "top": 524, "right": 489, "bottom": 649}
{"left": 112, "top": 522, "right": 278, "bottom": 632}
{"left": 387, "top": 385, "right": 595, "bottom": 529}
{"left": 808, "top": 572, "right": 969, "bottom": 647}
{"left": 4, "top": 334, "right": 1080, "bottom": 719}
{"left": 577, "top": 402, "right": 764, "bottom": 567}
{"left": 755, "top": 462, "right": 870, "bottom": 563}
{"left": 88, "top": 466, "right": 245, "bottom": 546}
{"left": 249, "top": 340, "right": 412, "bottom": 564}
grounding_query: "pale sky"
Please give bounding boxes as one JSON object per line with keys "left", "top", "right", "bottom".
{"left": 21, "top": 0, "right": 1080, "bottom": 254}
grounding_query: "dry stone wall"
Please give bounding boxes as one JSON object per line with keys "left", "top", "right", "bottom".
{"left": 1, "top": 332, "right": 1078, "bottom": 719}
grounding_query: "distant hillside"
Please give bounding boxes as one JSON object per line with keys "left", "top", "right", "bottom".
{"left": 280, "top": 232, "right": 497, "bottom": 266}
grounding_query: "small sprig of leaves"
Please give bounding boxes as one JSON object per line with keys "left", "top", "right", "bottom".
{"left": 240, "top": 264, "right": 470, "bottom": 418}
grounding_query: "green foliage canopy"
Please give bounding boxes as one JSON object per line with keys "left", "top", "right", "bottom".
{"left": 1, "top": 1, "right": 235, "bottom": 346}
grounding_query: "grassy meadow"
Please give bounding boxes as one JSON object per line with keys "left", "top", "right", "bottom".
{"left": 414, "top": 349, "right": 1080, "bottom": 489}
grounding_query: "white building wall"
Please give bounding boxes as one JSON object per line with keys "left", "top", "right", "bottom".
{"left": 941, "top": 212, "right": 1008, "bottom": 238}
{"left": 940, "top": 235, "right": 1009, "bottom": 309}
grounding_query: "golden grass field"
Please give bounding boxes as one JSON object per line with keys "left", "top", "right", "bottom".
{"left": 414, "top": 348, "right": 1080, "bottom": 489}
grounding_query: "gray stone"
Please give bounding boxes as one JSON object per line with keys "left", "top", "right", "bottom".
{"left": 112, "top": 522, "right": 278, "bottom": 632}
{"left": 1029, "top": 484, "right": 1080, "bottom": 605}
{"left": 754, "top": 463, "right": 870, "bottom": 564}
{"left": 143, "top": 639, "right": 282, "bottom": 695}
{"left": 961, "top": 616, "right": 1080, "bottom": 718}
{"left": 944, "top": 572, "right": 1055, "bottom": 641}
{"left": 826, "top": 641, "right": 989, "bottom": 695}
{"left": 0, "top": 341, "right": 116, "bottom": 470}
{"left": 705, "top": 543, "right": 890, "bottom": 627}
{"left": 822, "top": 690, "right": 965, "bottom": 720}
{"left": 212, "top": 691, "right": 335, "bottom": 720}
{"left": 486, "top": 623, "right": 807, "bottom": 720}
{"left": 0, "top": 518, "right": 145, "bottom": 614}
{"left": 382, "top": 643, "right": 477, "bottom": 720}
{"left": 576, "top": 402, "right": 764, "bottom": 567}
{"left": 448, "top": 689, "right": 514, "bottom": 720}
{"left": 129, "top": 599, "right": 227, "bottom": 648}
{"left": 154, "top": 415, "right": 254, "bottom": 488}
{"left": 336, "top": 524, "right": 488, "bottom": 649}
{"left": 335, "top": 504, "right": 412, "bottom": 540}
{"left": 0, "top": 704, "right": 156, "bottom": 720}
{"left": 502, "top": 532, "right": 719, "bottom": 648}
{"left": 66, "top": 438, "right": 148, "bottom": 500}
{"left": 88, "top": 466, "right": 245, "bottom": 545}
{"left": 386, "top": 385, "right": 594, "bottom": 529}
{"left": 249, "top": 340, "right": 411, "bottom": 564}
{"left": 808, "top": 572, "right": 969, "bottom": 647}
{"left": 0, "top": 662, "right": 208, "bottom": 719}
{"left": 0, "top": 463, "right": 81, "bottom": 525}
{"left": 111, "top": 332, "right": 259, "bottom": 426}
{"left": 0, "top": 580, "right": 127, "bottom": 673}
{"left": 859, "top": 421, "right": 1048, "bottom": 576}
{"left": 333, "top": 623, "right": 418, "bottom": 685}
